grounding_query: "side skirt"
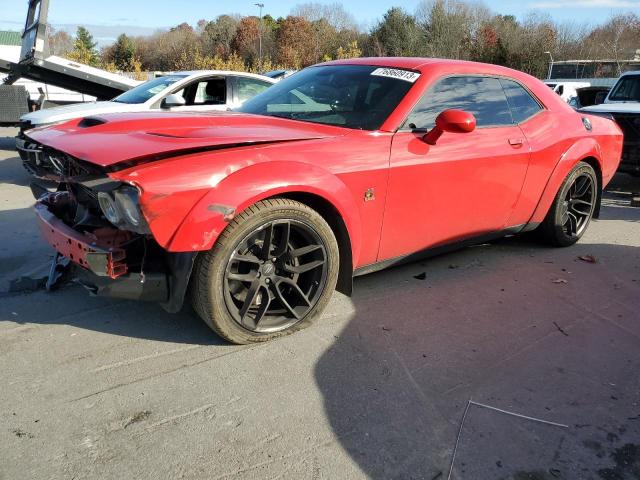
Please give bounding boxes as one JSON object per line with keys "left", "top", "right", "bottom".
{"left": 353, "top": 224, "right": 535, "bottom": 277}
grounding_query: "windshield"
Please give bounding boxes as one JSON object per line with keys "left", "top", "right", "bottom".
{"left": 608, "top": 76, "right": 640, "bottom": 102}
{"left": 113, "top": 75, "right": 187, "bottom": 104}
{"left": 237, "top": 65, "right": 417, "bottom": 130}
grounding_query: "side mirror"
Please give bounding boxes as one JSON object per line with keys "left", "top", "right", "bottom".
{"left": 161, "top": 93, "right": 186, "bottom": 109}
{"left": 423, "top": 109, "right": 477, "bottom": 145}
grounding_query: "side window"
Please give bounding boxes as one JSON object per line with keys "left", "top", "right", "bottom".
{"left": 405, "top": 76, "right": 513, "bottom": 130}
{"left": 192, "top": 78, "right": 227, "bottom": 105}
{"left": 500, "top": 79, "right": 543, "bottom": 123}
{"left": 235, "top": 77, "right": 272, "bottom": 103}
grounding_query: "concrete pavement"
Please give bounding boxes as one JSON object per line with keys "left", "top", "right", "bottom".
{"left": 1, "top": 127, "right": 639, "bottom": 480}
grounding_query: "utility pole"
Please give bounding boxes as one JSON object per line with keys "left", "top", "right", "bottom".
{"left": 255, "top": 3, "right": 264, "bottom": 70}
{"left": 544, "top": 51, "right": 554, "bottom": 80}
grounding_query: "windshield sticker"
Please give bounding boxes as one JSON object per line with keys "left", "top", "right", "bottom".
{"left": 371, "top": 68, "right": 421, "bottom": 83}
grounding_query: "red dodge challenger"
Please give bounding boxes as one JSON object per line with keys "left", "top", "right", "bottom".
{"left": 24, "top": 58, "right": 623, "bottom": 344}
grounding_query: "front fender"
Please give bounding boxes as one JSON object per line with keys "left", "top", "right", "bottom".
{"left": 164, "top": 161, "right": 363, "bottom": 265}
{"left": 529, "top": 137, "right": 603, "bottom": 224}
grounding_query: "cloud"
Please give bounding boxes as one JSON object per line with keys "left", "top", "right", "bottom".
{"left": 530, "top": 0, "right": 640, "bottom": 8}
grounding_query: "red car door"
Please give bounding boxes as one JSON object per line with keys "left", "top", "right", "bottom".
{"left": 378, "top": 75, "right": 532, "bottom": 261}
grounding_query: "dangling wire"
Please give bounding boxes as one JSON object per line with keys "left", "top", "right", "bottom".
{"left": 140, "top": 237, "right": 147, "bottom": 284}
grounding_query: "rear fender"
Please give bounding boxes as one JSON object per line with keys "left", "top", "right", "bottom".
{"left": 529, "top": 138, "right": 603, "bottom": 224}
{"left": 165, "top": 161, "right": 362, "bottom": 267}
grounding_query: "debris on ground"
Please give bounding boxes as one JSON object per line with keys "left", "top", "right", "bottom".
{"left": 123, "top": 410, "right": 152, "bottom": 429}
{"left": 10, "top": 428, "right": 34, "bottom": 439}
{"left": 553, "top": 321, "right": 569, "bottom": 337}
{"left": 446, "top": 399, "right": 568, "bottom": 480}
{"left": 578, "top": 255, "right": 597, "bottom": 263}
{"left": 552, "top": 278, "right": 568, "bottom": 284}
{"left": 8, "top": 275, "right": 47, "bottom": 293}
{"left": 413, "top": 272, "right": 427, "bottom": 280}
{"left": 381, "top": 326, "right": 392, "bottom": 332}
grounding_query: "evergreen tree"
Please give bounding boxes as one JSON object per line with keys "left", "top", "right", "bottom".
{"left": 69, "top": 26, "right": 99, "bottom": 66}
{"left": 112, "top": 34, "right": 135, "bottom": 70}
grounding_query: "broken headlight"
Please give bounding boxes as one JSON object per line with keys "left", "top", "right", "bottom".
{"left": 98, "top": 185, "right": 149, "bottom": 234}
{"left": 97, "top": 191, "right": 121, "bottom": 224}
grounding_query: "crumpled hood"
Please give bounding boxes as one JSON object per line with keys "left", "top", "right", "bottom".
{"left": 26, "top": 111, "right": 343, "bottom": 168}
{"left": 22, "top": 101, "right": 142, "bottom": 126}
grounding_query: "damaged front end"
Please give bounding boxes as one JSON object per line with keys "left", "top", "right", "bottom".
{"left": 32, "top": 150, "right": 194, "bottom": 313}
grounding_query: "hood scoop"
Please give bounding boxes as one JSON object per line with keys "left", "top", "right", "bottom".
{"left": 77, "top": 116, "right": 107, "bottom": 128}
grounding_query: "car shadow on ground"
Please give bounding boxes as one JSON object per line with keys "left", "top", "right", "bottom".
{"left": 0, "top": 152, "right": 33, "bottom": 188}
{"left": 314, "top": 238, "right": 640, "bottom": 479}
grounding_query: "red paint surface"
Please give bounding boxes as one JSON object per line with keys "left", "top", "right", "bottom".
{"left": 29, "top": 58, "right": 623, "bottom": 272}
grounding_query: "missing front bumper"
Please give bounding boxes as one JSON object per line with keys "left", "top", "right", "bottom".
{"left": 34, "top": 193, "right": 195, "bottom": 311}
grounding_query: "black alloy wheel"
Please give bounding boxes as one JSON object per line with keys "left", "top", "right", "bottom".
{"left": 224, "top": 219, "right": 328, "bottom": 333}
{"left": 191, "top": 198, "right": 339, "bottom": 344}
{"left": 560, "top": 172, "right": 595, "bottom": 238}
{"left": 538, "top": 161, "right": 598, "bottom": 247}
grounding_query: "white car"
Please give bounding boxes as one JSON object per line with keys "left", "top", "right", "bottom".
{"left": 544, "top": 80, "right": 591, "bottom": 104}
{"left": 18, "top": 70, "right": 276, "bottom": 131}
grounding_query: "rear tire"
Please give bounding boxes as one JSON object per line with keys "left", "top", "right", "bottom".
{"left": 538, "top": 161, "right": 598, "bottom": 247}
{"left": 191, "top": 198, "right": 339, "bottom": 344}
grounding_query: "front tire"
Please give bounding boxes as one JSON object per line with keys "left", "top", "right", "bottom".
{"left": 538, "top": 161, "right": 598, "bottom": 247}
{"left": 191, "top": 199, "right": 339, "bottom": 344}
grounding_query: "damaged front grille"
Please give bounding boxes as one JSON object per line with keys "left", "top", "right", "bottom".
{"left": 18, "top": 138, "right": 102, "bottom": 181}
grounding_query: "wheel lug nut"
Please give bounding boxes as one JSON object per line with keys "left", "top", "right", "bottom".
{"left": 265, "top": 278, "right": 270, "bottom": 284}
{"left": 272, "top": 257, "right": 277, "bottom": 262}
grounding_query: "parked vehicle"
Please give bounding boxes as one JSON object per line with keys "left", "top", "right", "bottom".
{"left": 18, "top": 70, "right": 275, "bottom": 131}
{"left": 568, "top": 86, "right": 610, "bottom": 110}
{"left": 580, "top": 71, "right": 640, "bottom": 176}
{"left": 26, "top": 58, "right": 622, "bottom": 344}
{"left": 17, "top": 70, "right": 276, "bottom": 176}
{"left": 545, "top": 80, "right": 591, "bottom": 105}
{"left": 263, "top": 69, "right": 297, "bottom": 81}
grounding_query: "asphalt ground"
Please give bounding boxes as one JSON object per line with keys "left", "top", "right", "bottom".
{"left": 1, "top": 126, "right": 639, "bottom": 480}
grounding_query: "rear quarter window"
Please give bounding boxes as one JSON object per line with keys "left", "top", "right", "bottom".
{"left": 500, "top": 79, "right": 543, "bottom": 123}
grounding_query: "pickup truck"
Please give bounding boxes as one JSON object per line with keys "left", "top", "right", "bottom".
{"left": 580, "top": 71, "right": 640, "bottom": 176}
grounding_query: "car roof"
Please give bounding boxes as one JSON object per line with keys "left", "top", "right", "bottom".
{"left": 319, "top": 57, "right": 535, "bottom": 77}
{"left": 171, "top": 70, "right": 277, "bottom": 83}
{"left": 618, "top": 70, "right": 640, "bottom": 77}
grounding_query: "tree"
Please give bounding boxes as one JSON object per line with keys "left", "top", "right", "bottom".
{"left": 276, "top": 16, "right": 315, "bottom": 68}
{"left": 112, "top": 34, "right": 135, "bottom": 70}
{"left": 48, "top": 29, "right": 73, "bottom": 56}
{"left": 371, "top": 8, "right": 420, "bottom": 57}
{"left": 67, "top": 26, "right": 99, "bottom": 66}
{"left": 232, "top": 16, "right": 260, "bottom": 65}
{"left": 202, "top": 15, "right": 239, "bottom": 58}
{"left": 416, "top": 0, "right": 490, "bottom": 59}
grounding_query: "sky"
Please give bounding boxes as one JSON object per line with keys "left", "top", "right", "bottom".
{"left": 0, "top": 0, "right": 639, "bottom": 45}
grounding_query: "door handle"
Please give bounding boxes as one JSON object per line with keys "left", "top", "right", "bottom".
{"left": 509, "top": 138, "right": 524, "bottom": 147}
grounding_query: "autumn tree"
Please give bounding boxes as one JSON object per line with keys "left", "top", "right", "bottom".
{"left": 48, "top": 28, "right": 73, "bottom": 56}
{"left": 232, "top": 16, "right": 260, "bottom": 65}
{"left": 276, "top": 16, "right": 315, "bottom": 68}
